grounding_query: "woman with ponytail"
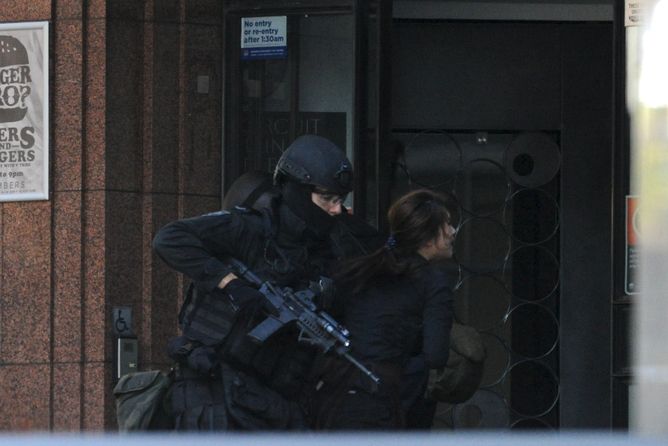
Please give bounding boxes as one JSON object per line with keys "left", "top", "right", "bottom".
{"left": 310, "top": 189, "right": 456, "bottom": 430}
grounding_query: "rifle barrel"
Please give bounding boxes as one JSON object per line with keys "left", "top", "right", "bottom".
{"left": 342, "top": 352, "right": 381, "bottom": 385}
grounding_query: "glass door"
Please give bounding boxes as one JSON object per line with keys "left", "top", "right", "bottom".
{"left": 222, "top": 0, "right": 391, "bottom": 224}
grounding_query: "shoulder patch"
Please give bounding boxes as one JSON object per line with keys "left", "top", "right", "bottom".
{"left": 233, "top": 205, "right": 253, "bottom": 213}
{"left": 201, "top": 207, "right": 259, "bottom": 217}
{"left": 233, "top": 205, "right": 263, "bottom": 216}
{"left": 202, "top": 210, "right": 231, "bottom": 217}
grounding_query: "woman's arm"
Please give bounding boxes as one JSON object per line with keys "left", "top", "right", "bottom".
{"left": 421, "top": 268, "right": 455, "bottom": 369}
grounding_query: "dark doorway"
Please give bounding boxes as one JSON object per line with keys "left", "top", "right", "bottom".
{"left": 389, "top": 19, "right": 613, "bottom": 429}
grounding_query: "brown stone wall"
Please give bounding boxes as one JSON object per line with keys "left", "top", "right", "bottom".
{"left": 0, "top": 0, "right": 223, "bottom": 431}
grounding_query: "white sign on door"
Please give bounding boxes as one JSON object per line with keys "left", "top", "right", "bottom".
{"left": 241, "top": 16, "right": 287, "bottom": 60}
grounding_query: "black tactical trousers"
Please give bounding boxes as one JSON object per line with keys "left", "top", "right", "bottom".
{"left": 309, "top": 358, "right": 403, "bottom": 430}
{"left": 171, "top": 364, "right": 307, "bottom": 431}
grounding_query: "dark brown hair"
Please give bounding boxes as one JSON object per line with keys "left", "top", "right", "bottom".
{"left": 335, "top": 188, "right": 452, "bottom": 294}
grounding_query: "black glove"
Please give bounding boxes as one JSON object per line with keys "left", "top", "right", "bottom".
{"left": 224, "top": 278, "right": 262, "bottom": 305}
{"left": 166, "top": 335, "right": 195, "bottom": 363}
{"left": 187, "top": 345, "right": 219, "bottom": 376}
{"left": 224, "top": 279, "right": 279, "bottom": 316}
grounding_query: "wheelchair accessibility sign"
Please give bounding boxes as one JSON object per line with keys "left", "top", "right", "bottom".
{"left": 112, "top": 306, "right": 133, "bottom": 336}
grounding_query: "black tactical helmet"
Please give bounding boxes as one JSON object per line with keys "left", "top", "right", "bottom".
{"left": 274, "top": 135, "right": 353, "bottom": 195}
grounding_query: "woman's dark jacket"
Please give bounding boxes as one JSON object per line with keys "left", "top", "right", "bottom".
{"left": 342, "top": 256, "right": 453, "bottom": 370}
{"left": 311, "top": 257, "right": 454, "bottom": 429}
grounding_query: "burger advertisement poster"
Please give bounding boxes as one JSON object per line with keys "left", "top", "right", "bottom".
{"left": 0, "top": 21, "right": 48, "bottom": 202}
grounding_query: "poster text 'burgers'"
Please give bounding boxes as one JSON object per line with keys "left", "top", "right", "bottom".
{"left": 0, "top": 35, "right": 35, "bottom": 165}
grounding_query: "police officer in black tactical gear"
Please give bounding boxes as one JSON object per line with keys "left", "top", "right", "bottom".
{"left": 153, "top": 135, "right": 369, "bottom": 431}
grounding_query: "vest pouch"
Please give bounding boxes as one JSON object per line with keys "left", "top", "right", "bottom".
{"left": 113, "top": 370, "right": 173, "bottom": 431}
{"left": 170, "top": 370, "right": 229, "bottom": 431}
{"left": 183, "top": 289, "right": 238, "bottom": 346}
{"left": 221, "top": 365, "right": 306, "bottom": 430}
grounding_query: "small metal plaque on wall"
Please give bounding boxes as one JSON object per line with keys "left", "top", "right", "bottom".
{"left": 625, "top": 0, "right": 644, "bottom": 27}
{"left": 0, "top": 21, "right": 49, "bottom": 202}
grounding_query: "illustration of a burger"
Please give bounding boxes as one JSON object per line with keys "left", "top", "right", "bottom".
{"left": 0, "top": 35, "right": 30, "bottom": 124}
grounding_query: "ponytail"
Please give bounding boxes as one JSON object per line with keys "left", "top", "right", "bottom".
{"left": 335, "top": 189, "right": 453, "bottom": 295}
{"left": 334, "top": 238, "right": 414, "bottom": 294}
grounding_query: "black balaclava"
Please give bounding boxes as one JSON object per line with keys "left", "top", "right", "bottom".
{"left": 281, "top": 180, "right": 335, "bottom": 239}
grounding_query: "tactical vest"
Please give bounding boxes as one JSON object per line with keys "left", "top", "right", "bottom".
{"left": 173, "top": 207, "right": 302, "bottom": 376}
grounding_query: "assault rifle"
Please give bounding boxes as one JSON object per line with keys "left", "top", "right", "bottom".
{"left": 229, "top": 258, "right": 381, "bottom": 387}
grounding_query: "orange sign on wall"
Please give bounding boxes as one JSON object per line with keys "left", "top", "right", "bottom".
{"left": 626, "top": 195, "right": 639, "bottom": 294}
